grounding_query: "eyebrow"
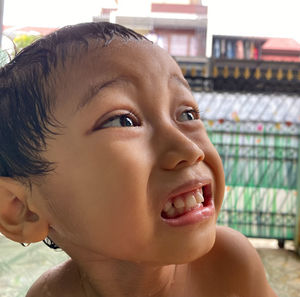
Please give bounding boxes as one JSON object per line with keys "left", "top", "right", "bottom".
{"left": 76, "top": 77, "right": 129, "bottom": 112}
{"left": 76, "top": 73, "right": 191, "bottom": 113}
{"left": 169, "top": 73, "right": 192, "bottom": 92}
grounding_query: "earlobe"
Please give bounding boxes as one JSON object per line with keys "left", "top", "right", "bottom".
{"left": 0, "top": 177, "right": 49, "bottom": 243}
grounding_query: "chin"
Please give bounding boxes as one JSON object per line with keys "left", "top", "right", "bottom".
{"left": 156, "top": 230, "right": 217, "bottom": 265}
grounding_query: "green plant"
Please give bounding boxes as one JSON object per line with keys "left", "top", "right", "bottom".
{"left": 13, "top": 34, "right": 41, "bottom": 53}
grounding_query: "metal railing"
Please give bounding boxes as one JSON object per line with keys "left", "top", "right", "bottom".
{"left": 193, "top": 91, "right": 300, "bottom": 247}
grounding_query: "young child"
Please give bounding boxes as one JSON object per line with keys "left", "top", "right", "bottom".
{"left": 0, "top": 22, "right": 277, "bottom": 297}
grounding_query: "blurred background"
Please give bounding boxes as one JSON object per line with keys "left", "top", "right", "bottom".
{"left": 0, "top": 1, "right": 300, "bottom": 297}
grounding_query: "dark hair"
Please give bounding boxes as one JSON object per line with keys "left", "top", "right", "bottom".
{"left": 0, "top": 22, "right": 147, "bottom": 180}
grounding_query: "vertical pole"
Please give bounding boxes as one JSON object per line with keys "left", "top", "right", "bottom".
{"left": 295, "top": 130, "right": 300, "bottom": 254}
{"left": 0, "top": 0, "right": 4, "bottom": 48}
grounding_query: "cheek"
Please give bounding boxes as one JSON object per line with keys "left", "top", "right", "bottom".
{"left": 80, "top": 138, "right": 151, "bottom": 196}
{"left": 194, "top": 131, "right": 225, "bottom": 211}
{"left": 42, "top": 138, "right": 155, "bottom": 251}
{"left": 205, "top": 146, "right": 225, "bottom": 213}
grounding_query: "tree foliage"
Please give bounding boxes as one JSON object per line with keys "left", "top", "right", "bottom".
{"left": 13, "top": 34, "right": 41, "bottom": 53}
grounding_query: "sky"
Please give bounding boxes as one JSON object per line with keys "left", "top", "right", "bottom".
{"left": 2, "top": 0, "right": 300, "bottom": 47}
{"left": 207, "top": 0, "right": 300, "bottom": 40}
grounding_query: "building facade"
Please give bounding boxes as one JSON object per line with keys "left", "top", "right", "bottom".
{"left": 94, "top": 0, "right": 207, "bottom": 57}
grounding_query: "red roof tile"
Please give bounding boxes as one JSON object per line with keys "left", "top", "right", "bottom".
{"left": 261, "top": 55, "right": 300, "bottom": 62}
{"left": 262, "top": 38, "right": 300, "bottom": 52}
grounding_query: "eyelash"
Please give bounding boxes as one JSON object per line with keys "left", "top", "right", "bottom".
{"left": 97, "top": 111, "right": 140, "bottom": 129}
{"left": 94, "top": 106, "right": 201, "bottom": 130}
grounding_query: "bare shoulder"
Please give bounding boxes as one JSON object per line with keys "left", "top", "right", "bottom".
{"left": 26, "top": 259, "right": 83, "bottom": 297}
{"left": 213, "top": 225, "right": 262, "bottom": 262}
{"left": 191, "top": 226, "right": 278, "bottom": 297}
{"left": 214, "top": 226, "right": 277, "bottom": 296}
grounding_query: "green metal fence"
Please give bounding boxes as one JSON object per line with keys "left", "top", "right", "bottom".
{"left": 194, "top": 91, "right": 300, "bottom": 244}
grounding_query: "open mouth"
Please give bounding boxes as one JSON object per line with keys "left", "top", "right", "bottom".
{"left": 161, "top": 184, "right": 212, "bottom": 220}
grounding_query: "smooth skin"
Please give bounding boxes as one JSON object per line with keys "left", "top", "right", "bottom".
{"left": 0, "top": 39, "right": 277, "bottom": 297}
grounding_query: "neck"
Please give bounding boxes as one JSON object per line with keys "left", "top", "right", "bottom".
{"left": 75, "top": 259, "right": 186, "bottom": 297}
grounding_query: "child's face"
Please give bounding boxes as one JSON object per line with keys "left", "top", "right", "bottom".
{"left": 32, "top": 39, "right": 225, "bottom": 264}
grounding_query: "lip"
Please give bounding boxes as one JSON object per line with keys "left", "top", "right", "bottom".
{"left": 161, "top": 178, "right": 215, "bottom": 227}
{"left": 166, "top": 178, "right": 212, "bottom": 201}
{"left": 161, "top": 201, "right": 215, "bottom": 227}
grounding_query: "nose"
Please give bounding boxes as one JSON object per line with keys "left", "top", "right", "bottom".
{"left": 157, "top": 125, "right": 205, "bottom": 171}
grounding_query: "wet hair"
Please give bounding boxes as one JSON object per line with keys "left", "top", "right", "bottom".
{"left": 0, "top": 22, "right": 147, "bottom": 181}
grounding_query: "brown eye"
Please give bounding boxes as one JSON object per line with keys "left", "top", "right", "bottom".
{"left": 100, "top": 113, "right": 139, "bottom": 129}
{"left": 178, "top": 109, "right": 200, "bottom": 122}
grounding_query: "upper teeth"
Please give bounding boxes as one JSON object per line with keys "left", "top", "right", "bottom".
{"left": 163, "top": 189, "right": 205, "bottom": 218}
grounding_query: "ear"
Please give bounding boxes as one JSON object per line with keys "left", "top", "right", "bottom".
{"left": 0, "top": 177, "right": 49, "bottom": 244}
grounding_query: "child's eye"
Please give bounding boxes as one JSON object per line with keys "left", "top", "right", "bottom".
{"left": 100, "top": 113, "right": 140, "bottom": 129}
{"left": 178, "top": 109, "right": 200, "bottom": 122}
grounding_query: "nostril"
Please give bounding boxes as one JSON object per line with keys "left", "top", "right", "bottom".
{"left": 174, "top": 154, "right": 203, "bottom": 169}
{"left": 196, "top": 156, "right": 203, "bottom": 163}
{"left": 160, "top": 141, "right": 204, "bottom": 170}
{"left": 177, "top": 160, "right": 187, "bottom": 166}
{"left": 196, "top": 150, "right": 205, "bottom": 163}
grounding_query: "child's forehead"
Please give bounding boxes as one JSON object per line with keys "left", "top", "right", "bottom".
{"left": 59, "top": 38, "right": 176, "bottom": 90}
{"left": 53, "top": 38, "right": 180, "bottom": 115}
{"left": 82, "top": 38, "right": 167, "bottom": 66}
{"left": 56, "top": 38, "right": 167, "bottom": 81}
